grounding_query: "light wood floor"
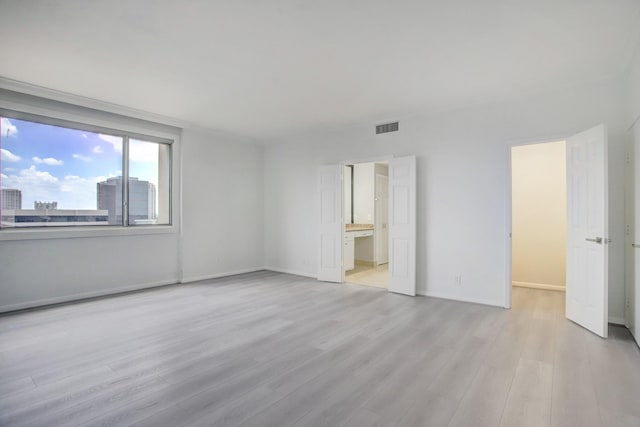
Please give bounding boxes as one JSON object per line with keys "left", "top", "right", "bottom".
{"left": 345, "top": 264, "right": 388, "bottom": 289}
{"left": 1, "top": 271, "right": 639, "bottom": 427}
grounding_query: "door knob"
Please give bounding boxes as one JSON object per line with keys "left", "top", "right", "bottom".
{"left": 633, "top": 243, "right": 640, "bottom": 248}
{"left": 585, "top": 237, "right": 603, "bottom": 244}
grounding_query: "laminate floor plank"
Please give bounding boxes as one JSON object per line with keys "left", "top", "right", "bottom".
{"left": 1, "top": 275, "right": 639, "bottom": 427}
{"left": 499, "top": 358, "right": 554, "bottom": 427}
{"left": 447, "top": 364, "right": 515, "bottom": 427}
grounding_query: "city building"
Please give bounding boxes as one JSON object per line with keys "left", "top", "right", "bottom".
{"left": 1, "top": 188, "right": 22, "bottom": 210}
{"left": 97, "top": 177, "right": 157, "bottom": 225}
{"left": 1, "top": 209, "right": 108, "bottom": 227}
{"left": 34, "top": 201, "right": 58, "bottom": 210}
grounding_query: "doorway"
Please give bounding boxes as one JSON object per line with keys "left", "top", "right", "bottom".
{"left": 506, "top": 125, "right": 610, "bottom": 338}
{"left": 511, "top": 141, "right": 567, "bottom": 294}
{"left": 343, "top": 162, "right": 389, "bottom": 289}
{"left": 317, "top": 155, "right": 416, "bottom": 296}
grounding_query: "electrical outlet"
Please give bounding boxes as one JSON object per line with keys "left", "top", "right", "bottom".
{"left": 454, "top": 275, "right": 462, "bottom": 286}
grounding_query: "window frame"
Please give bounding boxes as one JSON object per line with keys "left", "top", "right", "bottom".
{"left": 0, "top": 106, "right": 179, "bottom": 241}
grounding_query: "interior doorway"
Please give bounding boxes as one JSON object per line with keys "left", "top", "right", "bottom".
{"left": 343, "top": 161, "right": 389, "bottom": 289}
{"left": 318, "top": 155, "right": 416, "bottom": 296}
{"left": 511, "top": 140, "right": 567, "bottom": 295}
{"left": 506, "top": 124, "right": 610, "bottom": 338}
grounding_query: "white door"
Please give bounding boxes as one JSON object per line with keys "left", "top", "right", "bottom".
{"left": 388, "top": 156, "right": 417, "bottom": 296}
{"left": 566, "top": 124, "right": 609, "bottom": 338}
{"left": 317, "top": 165, "right": 343, "bottom": 283}
{"left": 375, "top": 174, "right": 389, "bottom": 264}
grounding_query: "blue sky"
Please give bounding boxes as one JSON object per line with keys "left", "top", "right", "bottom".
{"left": 1, "top": 117, "right": 158, "bottom": 210}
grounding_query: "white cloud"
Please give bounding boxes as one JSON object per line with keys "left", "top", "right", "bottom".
{"left": 72, "top": 153, "right": 92, "bottom": 162}
{"left": 3, "top": 167, "right": 16, "bottom": 172}
{"left": 1, "top": 148, "right": 21, "bottom": 162}
{"left": 81, "top": 133, "right": 88, "bottom": 139}
{"left": 97, "top": 134, "right": 157, "bottom": 163}
{"left": 1, "top": 173, "right": 7, "bottom": 180}
{"left": 129, "top": 139, "right": 159, "bottom": 163}
{"left": 60, "top": 174, "right": 107, "bottom": 197}
{"left": 98, "top": 134, "right": 122, "bottom": 151}
{"left": 1, "top": 167, "right": 59, "bottom": 203}
{"left": 93, "top": 145, "right": 103, "bottom": 154}
{"left": 1, "top": 117, "right": 18, "bottom": 137}
{"left": 33, "top": 156, "right": 64, "bottom": 166}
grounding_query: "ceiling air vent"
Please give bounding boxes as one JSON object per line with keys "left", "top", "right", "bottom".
{"left": 376, "top": 121, "right": 399, "bottom": 134}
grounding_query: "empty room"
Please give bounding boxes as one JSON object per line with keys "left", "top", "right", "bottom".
{"left": 1, "top": 1, "right": 640, "bottom": 426}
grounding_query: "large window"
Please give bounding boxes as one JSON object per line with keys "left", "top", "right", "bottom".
{"left": 0, "top": 112, "right": 172, "bottom": 229}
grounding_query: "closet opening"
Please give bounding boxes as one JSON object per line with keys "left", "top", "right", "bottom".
{"left": 510, "top": 140, "right": 567, "bottom": 310}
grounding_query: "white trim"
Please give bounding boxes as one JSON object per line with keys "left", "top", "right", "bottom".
{"left": 608, "top": 316, "right": 626, "bottom": 325}
{"left": 512, "top": 281, "right": 566, "bottom": 292}
{"left": 180, "top": 268, "right": 266, "bottom": 284}
{"left": 340, "top": 155, "right": 393, "bottom": 166}
{"left": 504, "top": 142, "right": 515, "bottom": 309}
{"left": 0, "top": 279, "right": 177, "bottom": 314}
{"left": 264, "top": 266, "right": 316, "bottom": 278}
{"left": 0, "top": 225, "right": 178, "bottom": 241}
{"left": 422, "top": 291, "right": 506, "bottom": 308}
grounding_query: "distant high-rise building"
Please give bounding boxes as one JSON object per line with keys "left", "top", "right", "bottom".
{"left": 1, "top": 209, "right": 108, "bottom": 227}
{"left": 34, "top": 201, "right": 58, "bottom": 210}
{"left": 97, "top": 177, "right": 156, "bottom": 224}
{"left": 1, "top": 188, "right": 22, "bottom": 210}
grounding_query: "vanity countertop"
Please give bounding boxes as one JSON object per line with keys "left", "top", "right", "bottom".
{"left": 345, "top": 224, "right": 374, "bottom": 232}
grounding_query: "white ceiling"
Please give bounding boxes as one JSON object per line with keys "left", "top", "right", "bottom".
{"left": 1, "top": 0, "right": 639, "bottom": 140}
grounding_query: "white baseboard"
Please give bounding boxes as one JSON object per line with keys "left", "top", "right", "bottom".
{"left": 608, "top": 316, "right": 626, "bottom": 326}
{"left": 632, "top": 331, "right": 640, "bottom": 350}
{"left": 180, "top": 267, "right": 265, "bottom": 284}
{"left": 0, "top": 279, "right": 177, "bottom": 314}
{"left": 512, "top": 281, "right": 565, "bottom": 292}
{"left": 422, "top": 291, "right": 505, "bottom": 308}
{"left": 263, "top": 266, "right": 316, "bottom": 278}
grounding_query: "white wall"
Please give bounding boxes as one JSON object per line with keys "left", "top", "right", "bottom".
{"left": 0, "top": 231, "right": 181, "bottom": 312}
{"left": 180, "top": 128, "right": 264, "bottom": 282}
{"left": 353, "top": 163, "right": 375, "bottom": 224}
{"left": 263, "top": 77, "right": 627, "bottom": 318}
{"left": 511, "top": 141, "right": 566, "bottom": 288}
{"left": 0, "top": 127, "right": 264, "bottom": 312}
{"left": 627, "top": 41, "right": 640, "bottom": 342}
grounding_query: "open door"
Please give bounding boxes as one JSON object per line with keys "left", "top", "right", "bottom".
{"left": 388, "top": 156, "right": 417, "bottom": 296}
{"left": 566, "top": 124, "right": 609, "bottom": 338}
{"left": 317, "top": 164, "right": 343, "bottom": 283}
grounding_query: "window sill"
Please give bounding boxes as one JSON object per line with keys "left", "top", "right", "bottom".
{"left": 0, "top": 225, "right": 177, "bottom": 241}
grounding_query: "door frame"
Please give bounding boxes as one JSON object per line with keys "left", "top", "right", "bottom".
{"left": 339, "top": 156, "right": 394, "bottom": 283}
{"left": 375, "top": 173, "right": 389, "bottom": 266}
{"left": 504, "top": 134, "right": 569, "bottom": 309}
